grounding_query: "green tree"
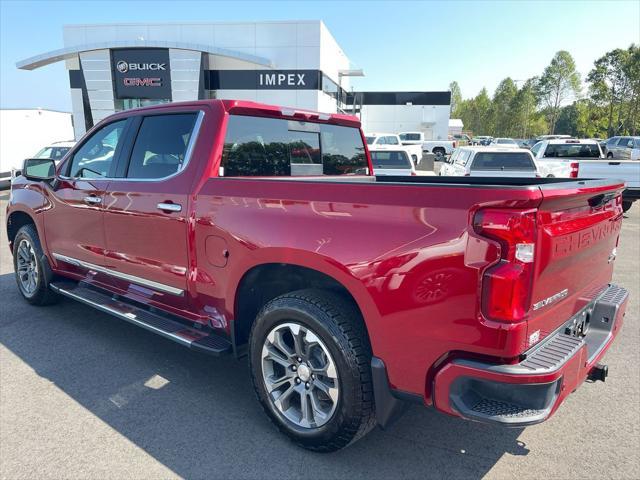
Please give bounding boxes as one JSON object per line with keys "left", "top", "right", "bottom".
{"left": 588, "top": 48, "right": 631, "bottom": 136}
{"left": 622, "top": 44, "right": 640, "bottom": 135}
{"left": 449, "top": 81, "right": 462, "bottom": 116}
{"left": 537, "top": 51, "right": 581, "bottom": 134}
{"left": 492, "top": 78, "right": 517, "bottom": 136}
{"left": 510, "top": 78, "right": 540, "bottom": 138}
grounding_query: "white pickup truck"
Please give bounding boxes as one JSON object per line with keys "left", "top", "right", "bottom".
{"left": 398, "top": 131, "right": 456, "bottom": 158}
{"left": 531, "top": 138, "right": 639, "bottom": 212}
{"left": 366, "top": 133, "right": 423, "bottom": 164}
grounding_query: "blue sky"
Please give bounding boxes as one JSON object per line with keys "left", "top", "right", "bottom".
{"left": 1, "top": 0, "right": 638, "bottom": 112}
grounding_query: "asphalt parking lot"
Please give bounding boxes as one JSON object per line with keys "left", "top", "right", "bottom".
{"left": 0, "top": 193, "right": 638, "bottom": 480}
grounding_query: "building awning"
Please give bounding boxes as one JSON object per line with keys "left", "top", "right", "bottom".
{"left": 17, "top": 40, "right": 274, "bottom": 70}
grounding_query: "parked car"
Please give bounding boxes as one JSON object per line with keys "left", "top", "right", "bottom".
{"left": 369, "top": 149, "right": 416, "bottom": 176}
{"left": 1, "top": 140, "right": 76, "bottom": 190}
{"left": 33, "top": 140, "right": 76, "bottom": 162}
{"left": 451, "top": 133, "right": 471, "bottom": 146}
{"left": 603, "top": 136, "right": 640, "bottom": 160}
{"left": 398, "top": 131, "right": 456, "bottom": 158}
{"left": 471, "top": 136, "right": 493, "bottom": 146}
{"left": 489, "top": 137, "right": 519, "bottom": 148}
{"left": 367, "top": 132, "right": 422, "bottom": 164}
{"left": 535, "top": 134, "right": 572, "bottom": 142}
{"left": 439, "top": 146, "right": 539, "bottom": 177}
{"left": 7, "top": 99, "right": 628, "bottom": 452}
{"left": 530, "top": 138, "right": 604, "bottom": 177}
{"left": 531, "top": 139, "right": 639, "bottom": 212}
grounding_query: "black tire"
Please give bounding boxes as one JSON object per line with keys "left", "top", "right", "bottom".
{"left": 433, "top": 147, "right": 445, "bottom": 158}
{"left": 249, "top": 289, "right": 376, "bottom": 452}
{"left": 547, "top": 174, "right": 555, "bottom": 178}
{"left": 13, "top": 224, "right": 58, "bottom": 305}
{"left": 607, "top": 152, "right": 613, "bottom": 159}
{"left": 622, "top": 200, "right": 633, "bottom": 213}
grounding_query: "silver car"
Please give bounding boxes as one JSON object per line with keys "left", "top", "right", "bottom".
{"left": 604, "top": 136, "right": 640, "bottom": 160}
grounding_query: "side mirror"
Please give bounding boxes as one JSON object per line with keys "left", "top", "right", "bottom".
{"left": 22, "top": 158, "right": 56, "bottom": 181}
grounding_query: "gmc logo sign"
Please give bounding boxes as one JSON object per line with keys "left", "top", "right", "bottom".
{"left": 123, "top": 78, "right": 162, "bottom": 87}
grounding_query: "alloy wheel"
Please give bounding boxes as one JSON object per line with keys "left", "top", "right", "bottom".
{"left": 261, "top": 322, "right": 339, "bottom": 429}
{"left": 16, "top": 238, "right": 38, "bottom": 295}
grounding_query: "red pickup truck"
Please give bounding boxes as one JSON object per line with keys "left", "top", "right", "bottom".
{"left": 6, "top": 100, "right": 629, "bottom": 451}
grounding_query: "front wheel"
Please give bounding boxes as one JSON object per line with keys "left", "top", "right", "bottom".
{"left": 622, "top": 200, "right": 633, "bottom": 213}
{"left": 607, "top": 152, "right": 613, "bottom": 159}
{"left": 249, "top": 289, "right": 376, "bottom": 452}
{"left": 13, "top": 224, "right": 58, "bottom": 305}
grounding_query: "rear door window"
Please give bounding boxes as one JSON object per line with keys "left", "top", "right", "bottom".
{"left": 617, "top": 137, "right": 631, "bottom": 147}
{"left": 471, "top": 152, "right": 536, "bottom": 171}
{"left": 221, "top": 115, "right": 368, "bottom": 176}
{"left": 384, "top": 136, "right": 400, "bottom": 145}
{"left": 126, "top": 113, "right": 199, "bottom": 179}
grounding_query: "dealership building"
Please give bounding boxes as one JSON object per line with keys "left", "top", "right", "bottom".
{"left": 17, "top": 21, "right": 451, "bottom": 140}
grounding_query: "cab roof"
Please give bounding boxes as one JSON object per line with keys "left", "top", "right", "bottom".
{"left": 109, "top": 99, "right": 362, "bottom": 128}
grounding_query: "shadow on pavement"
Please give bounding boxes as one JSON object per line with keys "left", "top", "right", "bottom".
{"left": 0, "top": 272, "right": 528, "bottom": 479}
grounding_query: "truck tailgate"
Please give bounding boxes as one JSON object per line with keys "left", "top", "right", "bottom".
{"left": 526, "top": 180, "right": 625, "bottom": 346}
{"left": 579, "top": 160, "right": 640, "bottom": 189}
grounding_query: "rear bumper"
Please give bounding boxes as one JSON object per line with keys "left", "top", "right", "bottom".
{"left": 432, "top": 284, "right": 628, "bottom": 426}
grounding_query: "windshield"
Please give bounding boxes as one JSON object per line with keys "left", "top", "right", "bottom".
{"left": 400, "top": 133, "right": 421, "bottom": 141}
{"left": 471, "top": 152, "right": 536, "bottom": 171}
{"left": 34, "top": 146, "right": 71, "bottom": 160}
{"left": 365, "top": 136, "right": 376, "bottom": 145}
{"left": 543, "top": 143, "right": 600, "bottom": 158}
{"left": 370, "top": 150, "right": 411, "bottom": 169}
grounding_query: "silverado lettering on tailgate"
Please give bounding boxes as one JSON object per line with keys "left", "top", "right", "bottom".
{"left": 552, "top": 218, "right": 621, "bottom": 259}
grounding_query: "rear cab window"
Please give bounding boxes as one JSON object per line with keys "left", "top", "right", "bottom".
{"left": 543, "top": 143, "right": 601, "bottom": 158}
{"left": 370, "top": 151, "right": 411, "bottom": 169}
{"left": 221, "top": 115, "right": 368, "bottom": 176}
{"left": 470, "top": 152, "right": 536, "bottom": 171}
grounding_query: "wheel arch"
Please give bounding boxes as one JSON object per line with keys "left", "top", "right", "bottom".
{"left": 6, "top": 209, "right": 39, "bottom": 249}
{"left": 230, "top": 254, "right": 379, "bottom": 353}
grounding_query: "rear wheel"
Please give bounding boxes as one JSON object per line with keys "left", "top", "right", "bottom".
{"left": 13, "top": 224, "right": 58, "bottom": 305}
{"left": 433, "top": 147, "right": 445, "bottom": 159}
{"left": 249, "top": 289, "right": 375, "bottom": 452}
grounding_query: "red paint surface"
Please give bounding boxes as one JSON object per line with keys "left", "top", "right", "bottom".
{"left": 6, "top": 99, "right": 626, "bottom": 405}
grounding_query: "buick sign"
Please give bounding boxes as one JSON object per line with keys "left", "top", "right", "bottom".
{"left": 111, "top": 48, "right": 172, "bottom": 100}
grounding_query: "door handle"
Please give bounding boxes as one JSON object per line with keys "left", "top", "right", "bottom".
{"left": 157, "top": 202, "right": 182, "bottom": 213}
{"left": 84, "top": 195, "right": 102, "bottom": 204}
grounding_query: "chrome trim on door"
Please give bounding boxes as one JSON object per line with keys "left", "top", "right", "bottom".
{"left": 84, "top": 196, "right": 102, "bottom": 204}
{"left": 157, "top": 202, "right": 182, "bottom": 212}
{"left": 52, "top": 252, "right": 184, "bottom": 296}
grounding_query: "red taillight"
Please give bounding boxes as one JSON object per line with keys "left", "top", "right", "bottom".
{"left": 473, "top": 209, "right": 537, "bottom": 323}
{"left": 569, "top": 162, "right": 579, "bottom": 178}
{"left": 411, "top": 171, "right": 417, "bottom": 176}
